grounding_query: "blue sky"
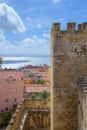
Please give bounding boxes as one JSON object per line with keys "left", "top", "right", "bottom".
{"left": 0, "top": 0, "right": 87, "bottom": 56}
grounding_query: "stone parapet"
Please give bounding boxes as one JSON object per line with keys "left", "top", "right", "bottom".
{"left": 6, "top": 98, "right": 50, "bottom": 130}
{"left": 51, "top": 22, "right": 87, "bottom": 33}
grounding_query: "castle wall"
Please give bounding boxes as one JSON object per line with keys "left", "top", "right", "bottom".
{"left": 23, "top": 110, "right": 50, "bottom": 130}
{"left": 51, "top": 22, "right": 87, "bottom": 130}
{"left": 78, "top": 78, "right": 87, "bottom": 130}
{"left": 6, "top": 99, "right": 50, "bottom": 130}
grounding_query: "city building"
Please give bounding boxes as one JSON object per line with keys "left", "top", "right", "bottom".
{"left": 0, "top": 70, "right": 24, "bottom": 112}
{"left": 46, "top": 67, "right": 51, "bottom": 86}
{"left": 24, "top": 84, "right": 50, "bottom": 98}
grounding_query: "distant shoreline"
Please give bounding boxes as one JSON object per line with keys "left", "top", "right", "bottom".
{"left": 1, "top": 55, "right": 50, "bottom": 57}
{"left": 1, "top": 56, "right": 50, "bottom": 69}
{"left": 2, "top": 60, "right": 30, "bottom": 64}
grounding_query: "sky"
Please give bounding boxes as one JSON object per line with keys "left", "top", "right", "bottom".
{"left": 0, "top": 0, "right": 87, "bottom": 56}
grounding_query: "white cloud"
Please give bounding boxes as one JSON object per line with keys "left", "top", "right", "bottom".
{"left": 0, "top": 33, "right": 50, "bottom": 56}
{"left": 43, "top": 33, "right": 50, "bottom": 39}
{"left": 52, "top": 0, "right": 61, "bottom": 3}
{"left": 19, "top": 35, "right": 47, "bottom": 47}
{"left": 37, "top": 23, "right": 42, "bottom": 28}
{"left": 0, "top": 3, "right": 26, "bottom": 33}
{"left": 0, "top": 29, "right": 17, "bottom": 56}
{"left": 0, "top": 29, "right": 6, "bottom": 41}
{"left": 19, "top": 36, "right": 50, "bottom": 55}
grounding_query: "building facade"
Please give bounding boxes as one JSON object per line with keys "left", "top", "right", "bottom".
{"left": 0, "top": 70, "right": 24, "bottom": 112}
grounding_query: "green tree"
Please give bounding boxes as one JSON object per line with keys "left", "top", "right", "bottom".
{"left": 31, "top": 93, "right": 36, "bottom": 100}
{"left": 31, "top": 93, "right": 36, "bottom": 106}
{"left": 0, "top": 57, "right": 2, "bottom": 68}
{"left": 40, "top": 90, "right": 48, "bottom": 104}
{"left": 2, "top": 112, "right": 11, "bottom": 122}
{"left": 36, "top": 79, "right": 44, "bottom": 84}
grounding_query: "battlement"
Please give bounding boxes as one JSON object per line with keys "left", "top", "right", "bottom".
{"left": 52, "top": 22, "right": 87, "bottom": 32}
{"left": 52, "top": 23, "right": 60, "bottom": 31}
{"left": 51, "top": 21, "right": 87, "bottom": 130}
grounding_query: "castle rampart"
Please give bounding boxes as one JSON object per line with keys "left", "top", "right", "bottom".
{"left": 6, "top": 99, "right": 50, "bottom": 130}
{"left": 52, "top": 22, "right": 87, "bottom": 32}
{"left": 51, "top": 22, "right": 87, "bottom": 130}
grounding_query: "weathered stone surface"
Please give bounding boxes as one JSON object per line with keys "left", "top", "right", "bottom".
{"left": 6, "top": 99, "right": 50, "bottom": 130}
{"left": 51, "top": 22, "right": 87, "bottom": 130}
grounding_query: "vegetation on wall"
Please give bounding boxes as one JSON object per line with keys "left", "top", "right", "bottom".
{"left": 40, "top": 90, "right": 49, "bottom": 104}
{"left": 36, "top": 79, "right": 45, "bottom": 84}
{"left": 0, "top": 57, "right": 2, "bottom": 68}
{"left": 2, "top": 112, "right": 11, "bottom": 122}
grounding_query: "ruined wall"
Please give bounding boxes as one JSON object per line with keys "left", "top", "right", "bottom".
{"left": 6, "top": 99, "right": 50, "bottom": 130}
{"left": 51, "top": 22, "right": 87, "bottom": 130}
{"left": 23, "top": 110, "right": 50, "bottom": 130}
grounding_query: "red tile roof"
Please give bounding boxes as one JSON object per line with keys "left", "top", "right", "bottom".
{"left": 0, "top": 70, "right": 23, "bottom": 80}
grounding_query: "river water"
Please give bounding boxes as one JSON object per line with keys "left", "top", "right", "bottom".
{"left": 1, "top": 56, "right": 50, "bottom": 69}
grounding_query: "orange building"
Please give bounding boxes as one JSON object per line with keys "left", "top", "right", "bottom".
{"left": 46, "top": 67, "right": 50, "bottom": 86}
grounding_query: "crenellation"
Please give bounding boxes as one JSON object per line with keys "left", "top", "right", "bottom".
{"left": 83, "top": 22, "right": 87, "bottom": 32}
{"left": 52, "top": 23, "right": 60, "bottom": 31}
{"left": 78, "top": 24, "right": 83, "bottom": 31}
{"left": 51, "top": 22, "right": 87, "bottom": 34}
{"left": 67, "top": 23, "right": 76, "bottom": 32}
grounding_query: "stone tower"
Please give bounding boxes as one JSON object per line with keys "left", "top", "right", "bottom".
{"left": 51, "top": 22, "right": 87, "bottom": 130}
